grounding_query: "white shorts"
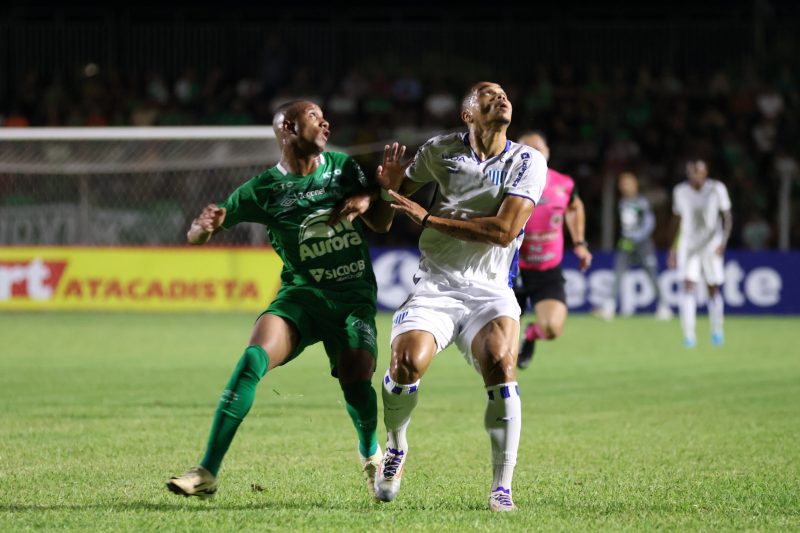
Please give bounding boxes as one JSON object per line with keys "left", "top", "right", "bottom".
{"left": 677, "top": 246, "right": 725, "bottom": 285}
{"left": 390, "top": 275, "right": 521, "bottom": 373}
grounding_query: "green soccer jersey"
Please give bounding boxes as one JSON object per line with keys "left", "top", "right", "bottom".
{"left": 219, "top": 151, "right": 376, "bottom": 294}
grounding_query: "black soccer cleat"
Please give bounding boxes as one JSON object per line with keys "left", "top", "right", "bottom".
{"left": 517, "top": 338, "right": 536, "bottom": 369}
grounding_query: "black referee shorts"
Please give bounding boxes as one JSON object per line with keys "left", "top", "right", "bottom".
{"left": 514, "top": 266, "right": 566, "bottom": 313}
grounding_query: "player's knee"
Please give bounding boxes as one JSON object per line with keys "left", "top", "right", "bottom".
{"left": 391, "top": 346, "right": 424, "bottom": 383}
{"left": 482, "top": 347, "right": 516, "bottom": 381}
{"left": 543, "top": 323, "right": 562, "bottom": 339}
{"left": 241, "top": 345, "right": 269, "bottom": 381}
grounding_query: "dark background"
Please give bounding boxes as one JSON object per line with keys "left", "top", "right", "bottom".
{"left": 2, "top": 0, "right": 799, "bottom": 248}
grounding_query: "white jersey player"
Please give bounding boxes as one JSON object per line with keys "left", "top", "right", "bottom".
{"left": 371, "top": 81, "right": 547, "bottom": 512}
{"left": 668, "top": 160, "right": 733, "bottom": 347}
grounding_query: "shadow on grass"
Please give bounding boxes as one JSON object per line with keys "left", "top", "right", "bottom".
{"left": 1, "top": 499, "right": 489, "bottom": 513}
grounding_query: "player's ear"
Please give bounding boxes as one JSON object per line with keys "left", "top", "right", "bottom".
{"left": 461, "top": 109, "right": 472, "bottom": 125}
{"left": 282, "top": 118, "right": 297, "bottom": 136}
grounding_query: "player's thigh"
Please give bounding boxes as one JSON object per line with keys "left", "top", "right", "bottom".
{"left": 390, "top": 330, "right": 438, "bottom": 383}
{"left": 701, "top": 252, "right": 725, "bottom": 286}
{"left": 678, "top": 249, "right": 701, "bottom": 284}
{"left": 325, "top": 303, "right": 379, "bottom": 382}
{"left": 249, "top": 313, "right": 299, "bottom": 371}
{"left": 534, "top": 299, "right": 568, "bottom": 338}
{"left": 471, "top": 316, "right": 520, "bottom": 386}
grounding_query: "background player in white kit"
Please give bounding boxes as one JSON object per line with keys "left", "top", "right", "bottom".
{"left": 374, "top": 81, "right": 547, "bottom": 512}
{"left": 667, "top": 159, "right": 733, "bottom": 347}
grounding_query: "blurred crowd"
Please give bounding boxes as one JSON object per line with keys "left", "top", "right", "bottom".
{"left": 4, "top": 59, "right": 799, "bottom": 249}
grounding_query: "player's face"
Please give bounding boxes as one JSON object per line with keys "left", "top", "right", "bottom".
{"left": 618, "top": 174, "right": 638, "bottom": 197}
{"left": 470, "top": 83, "right": 512, "bottom": 126}
{"left": 294, "top": 104, "right": 330, "bottom": 151}
{"left": 686, "top": 161, "right": 708, "bottom": 189}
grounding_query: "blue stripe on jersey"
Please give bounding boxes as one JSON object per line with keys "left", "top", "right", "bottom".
{"left": 507, "top": 227, "right": 525, "bottom": 288}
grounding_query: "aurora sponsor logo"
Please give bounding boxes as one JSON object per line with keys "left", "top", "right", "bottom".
{"left": 298, "top": 208, "right": 364, "bottom": 261}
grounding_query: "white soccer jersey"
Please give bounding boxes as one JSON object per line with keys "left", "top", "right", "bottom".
{"left": 672, "top": 179, "right": 732, "bottom": 252}
{"left": 405, "top": 132, "right": 547, "bottom": 287}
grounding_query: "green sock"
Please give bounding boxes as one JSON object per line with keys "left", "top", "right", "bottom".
{"left": 200, "top": 345, "right": 269, "bottom": 476}
{"left": 341, "top": 380, "right": 379, "bottom": 458}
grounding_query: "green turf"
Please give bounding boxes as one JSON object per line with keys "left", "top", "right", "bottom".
{"left": 1, "top": 312, "right": 798, "bottom": 531}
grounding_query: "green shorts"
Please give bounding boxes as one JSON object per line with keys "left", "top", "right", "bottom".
{"left": 261, "top": 283, "right": 378, "bottom": 375}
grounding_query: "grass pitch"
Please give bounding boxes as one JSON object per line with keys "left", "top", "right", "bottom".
{"left": 1, "top": 312, "right": 798, "bottom": 531}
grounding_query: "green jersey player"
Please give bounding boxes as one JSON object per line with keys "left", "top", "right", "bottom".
{"left": 166, "top": 100, "right": 396, "bottom": 499}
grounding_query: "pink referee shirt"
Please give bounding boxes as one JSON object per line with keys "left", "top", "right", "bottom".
{"left": 518, "top": 169, "right": 575, "bottom": 271}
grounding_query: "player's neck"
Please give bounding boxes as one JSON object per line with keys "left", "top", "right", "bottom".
{"left": 280, "top": 147, "right": 323, "bottom": 176}
{"left": 468, "top": 127, "right": 507, "bottom": 161}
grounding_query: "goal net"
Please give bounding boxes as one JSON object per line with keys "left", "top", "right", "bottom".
{"left": 0, "top": 127, "right": 282, "bottom": 246}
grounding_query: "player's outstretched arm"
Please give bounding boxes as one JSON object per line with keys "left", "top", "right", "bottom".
{"left": 566, "top": 196, "right": 592, "bottom": 271}
{"left": 187, "top": 204, "right": 226, "bottom": 245}
{"left": 387, "top": 190, "right": 533, "bottom": 247}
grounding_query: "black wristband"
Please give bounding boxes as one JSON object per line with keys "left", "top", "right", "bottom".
{"left": 421, "top": 213, "right": 431, "bottom": 228}
{"left": 574, "top": 240, "right": 588, "bottom": 248}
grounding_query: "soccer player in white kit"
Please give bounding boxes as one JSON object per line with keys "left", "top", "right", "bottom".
{"left": 667, "top": 159, "right": 733, "bottom": 347}
{"left": 372, "top": 82, "right": 547, "bottom": 512}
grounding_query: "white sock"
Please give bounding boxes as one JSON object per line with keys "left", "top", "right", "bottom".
{"left": 708, "top": 292, "right": 724, "bottom": 336}
{"left": 484, "top": 382, "right": 522, "bottom": 492}
{"left": 381, "top": 370, "right": 419, "bottom": 453}
{"left": 680, "top": 290, "right": 697, "bottom": 341}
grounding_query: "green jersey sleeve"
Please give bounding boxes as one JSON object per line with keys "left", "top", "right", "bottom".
{"left": 219, "top": 175, "right": 269, "bottom": 229}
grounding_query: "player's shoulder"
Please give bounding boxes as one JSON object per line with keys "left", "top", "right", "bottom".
{"left": 708, "top": 178, "right": 729, "bottom": 192}
{"left": 419, "top": 132, "right": 465, "bottom": 153}
{"left": 506, "top": 141, "right": 547, "bottom": 166}
{"left": 673, "top": 180, "right": 691, "bottom": 194}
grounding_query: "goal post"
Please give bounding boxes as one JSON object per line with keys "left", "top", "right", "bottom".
{"left": 0, "top": 127, "right": 281, "bottom": 246}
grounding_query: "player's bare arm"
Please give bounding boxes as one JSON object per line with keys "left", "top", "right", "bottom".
{"left": 327, "top": 186, "right": 395, "bottom": 233}
{"left": 388, "top": 190, "right": 533, "bottom": 247}
{"left": 565, "top": 195, "right": 592, "bottom": 271}
{"left": 717, "top": 209, "right": 733, "bottom": 255}
{"left": 666, "top": 214, "right": 681, "bottom": 269}
{"left": 187, "top": 204, "right": 226, "bottom": 245}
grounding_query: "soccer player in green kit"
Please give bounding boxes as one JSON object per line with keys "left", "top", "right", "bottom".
{"left": 166, "top": 100, "right": 400, "bottom": 499}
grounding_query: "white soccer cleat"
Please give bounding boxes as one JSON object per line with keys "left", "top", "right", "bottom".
{"left": 655, "top": 303, "right": 674, "bottom": 321}
{"left": 488, "top": 486, "right": 517, "bottom": 512}
{"left": 374, "top": 447, "right": 407, "bottom": 502}
{"left": 359, "top": 445, "right": 382, "bottom": 499}
{"left": 166, "top": 466, "right": 217, "bottom": 499}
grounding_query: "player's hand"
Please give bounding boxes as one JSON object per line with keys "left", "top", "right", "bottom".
{"left": 195, "top": 204, "right": 226, "bottom": 232}
{"left": 328, "top": 193, "right": 371, "bottom": 226}
{"left": 574, "top": 244, "right": 593, "bottom": 272}
{"left": 667, "top": 249, "right": 677, "bottom": 270}
{"left": 188, "top": 204, "right": 226, "bottom": 244}
{"left": 715, "top": 243, "right": 726, "bottom": 256}
{"left": 376, "top": 142, "right": 410, "bottom": 192}
{"left": 387, "top": 189, "right": 427, "bottom": 226}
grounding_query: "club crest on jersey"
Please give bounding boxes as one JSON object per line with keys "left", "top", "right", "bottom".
{"left": 486, "top": 169, "right": 507, "bottom": 186}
